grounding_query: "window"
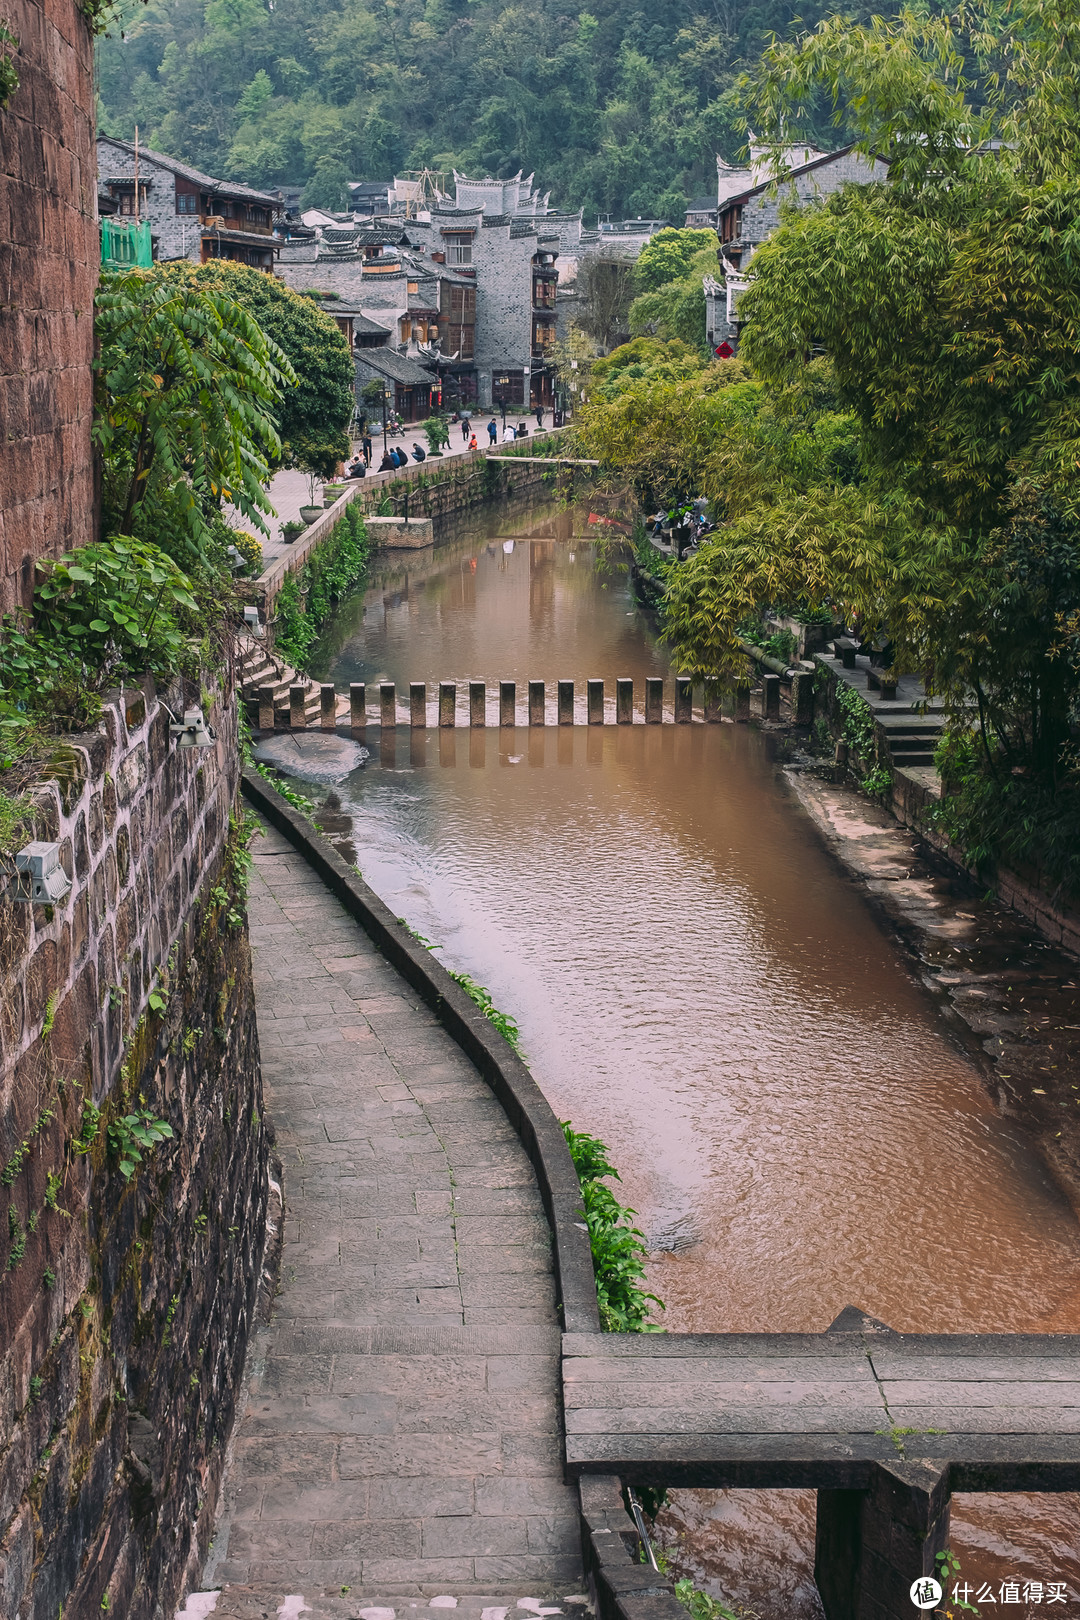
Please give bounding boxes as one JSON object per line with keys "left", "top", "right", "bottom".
{"left": 533, "top": 322, "right": 555, "bottom": 350}
{"left": 400, "top": 317, "right": 411, "bottom": 342}
{"left": 720, "top": 204, "right": 743, "bottom": 244}
{"left": 446, "top": 241, "right": 472, "bottom": 266}
{"left": 408, "top": 281, "right": 419, "bottom": 294}
{"left": 176, "top": 191, "right": 199, "bottom": 215}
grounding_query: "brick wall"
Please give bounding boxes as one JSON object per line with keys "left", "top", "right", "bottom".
{"left": 0, "top": 0, "right": 98, "bottom": 615}
{"left": 0, "top": 680, "right": 269, "bottom": 1618}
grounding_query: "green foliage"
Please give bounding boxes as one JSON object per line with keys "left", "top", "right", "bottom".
{"left": 34, "top": 539, "right": 199, "bottom": 682}
{"left": 447, "top": 971, "right": 523, "bottom": 1056}
{"left": 422, "top": 416, "right": 450, "bottom": 455}
{"left": 274, "top": 503, "right": 371, "bottom": 671}
{"left": 301, "top": 156, "right": 350, "bottom": 212}
{"left": 153, "top": 261, "right": 353, "bottom": 480}
{"left": 95, "top": 270, "right": 292, "bottom": 558}
{"left": 562, "top": 1123, "right": 664, "bottom": 1333}
{"left": 107, "top": 1109, "right": 174, "bottom": 1180}
{"left": 73, "top": 1102, "right": 102, "bottom": 1155}
{"left": 94, "top": 0, "right": 855, "bottom": 222}
{"left": 934, "top": 733, "right": 1080, "bottom": 898}
{"left": 633, "top": 229, "right": 718, "bottom": 295}
{"left": 674, "top": 1580, "right": 740, "bottom": 1620}
{"left": 591, "top": 338, "right": 709, "bottom": 401}
{"left": 835, "top": 682, "right": 876, "bottom": 762}
{"left": 229, "top": 530, "right": 264, "bottom": 577}
{"left": 0, "top": 21, "right": 18, "bottom": 108}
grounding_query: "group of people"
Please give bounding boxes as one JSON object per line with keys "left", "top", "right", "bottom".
{"left": 343, "top": 400, "right": 554, "bottom": 480}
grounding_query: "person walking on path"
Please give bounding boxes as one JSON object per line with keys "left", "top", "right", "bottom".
{"left": 502, "top": 422, "right": 516, "bottom": 443}
{"left": 487, "top": 417, "right": 498, "bottom": 444}
{"left": 461, "top": 416, "right": 471, "bottom": 442}
{"left": 362, "top": 433, "right": 372, "bottom": 463}
{"left": 535, "top": 406, "right": 544, "bottom": 428}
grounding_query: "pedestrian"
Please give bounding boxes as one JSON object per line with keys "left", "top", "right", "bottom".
{"left": 362, "top": 433, "right": 372, "bottom": 463}
{"left": 346, "top": 456, "right": 366, "bottom": 479}
{"left": 412, "top": 442, "right": 426, "bottom": 462}
{"left": 487, "top": 418, "right": 498, "bottom": 445}
{"left": 461, "top": 418, "right": 470, "bottom": 442}
{"left": 502, "top": 422, "right": 516, "bottom": 443}
{"left": 378, "top": 451, "right": 395, "bottom": 471}
{"left": 394, "top": 446, "right": 408, "bottom": 469}
{"left": 534, "top": 406, "right": 543, "bottom": 428}
{"left": 469, "top": 433, "right": 478, "bottom": 451}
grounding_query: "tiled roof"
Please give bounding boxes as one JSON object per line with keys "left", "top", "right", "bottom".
{"left": 96, "top": 136, "right": 278, "bottom": 206}
{"left": 352, "top": 313, "right": 392, "bottom": 334}
{"left": 481, "top": 214, "right": 511, "bottom": 228}
{"left": 354, "top": 348, "right": 435, "bottom": 385}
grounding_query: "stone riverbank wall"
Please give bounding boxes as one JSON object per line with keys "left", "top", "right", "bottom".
{"left": 0, "top": 679, "right": 269, "bottom": 1618}
{"left": 811, "top": 657, "right": 1080, "bottom": 957}
{"left": 255, "top": 429, "right": 589, "bottom": 618}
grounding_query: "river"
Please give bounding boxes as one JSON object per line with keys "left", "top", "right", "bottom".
{"left": 307, "top": 504, "right": 1080, "bottom": 1617}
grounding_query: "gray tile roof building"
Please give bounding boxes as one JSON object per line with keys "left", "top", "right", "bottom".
{"left": 96, "top": 136, "right": 280, "bottom": 267}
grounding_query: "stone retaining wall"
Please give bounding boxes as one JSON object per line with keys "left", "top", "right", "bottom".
{"left": 0, "top": 681, "right": 269, "bottom": 1618}
{"left": 255, "top": 428, "right": 585, "bottom": 615}
{"left": 0, "top": 0, "right": 99, "bottom": 614}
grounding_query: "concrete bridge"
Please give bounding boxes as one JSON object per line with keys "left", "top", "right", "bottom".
{"left": 213, "top": 771, "right": 1080, "bottom": 1620}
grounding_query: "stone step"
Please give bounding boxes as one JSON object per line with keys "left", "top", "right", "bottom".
{"left": 177, "top": 1589, "right": 592, "bottom": 1620}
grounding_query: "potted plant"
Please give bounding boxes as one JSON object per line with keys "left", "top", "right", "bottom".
{"left": 323, "top": 482, "right": 346, "bottom": 506}
{"left": 288, "top": 434, "right": 348, "bottom": 522}
{"left": 282, "top": 519, "right": 305, "bottom": 545}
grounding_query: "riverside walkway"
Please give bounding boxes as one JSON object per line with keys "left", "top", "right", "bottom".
{"left": 191, "top": 818, "right": 583, "bottom": 1616}
{"left": 184, "top": 779, "right": 1080, "bottom": 1620}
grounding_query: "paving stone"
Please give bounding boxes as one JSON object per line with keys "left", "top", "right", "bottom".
{"left": 194, "top": 826, "right": 579, "bottom": 1613}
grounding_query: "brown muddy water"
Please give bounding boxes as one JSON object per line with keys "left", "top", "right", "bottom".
{"left": 310, "top": 507, "right": 1080, "bottom": 1616}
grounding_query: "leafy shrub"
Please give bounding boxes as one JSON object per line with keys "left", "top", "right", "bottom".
{"left": 448, "top": 970, "right": 523, "bottom": 1055}
{"left": 34, "top": 540, "right": 199, "bottom": 681}
{"left": 229, "top": 531, "right": 264, "bottom": 576}
{"left": 562, "top": 1123, "right": 664, "bottom": 1333}
{"left": 107, "top": 1109, "right": 174, "bottom": 1180}
{"left": 934, "top": 730, "right": 1080, "bottom": 897}
{"left": 0, "top": 21, "right": 18, "bottom": 108}
{"left": 422, "top": 416, "right": 450, "bottom": 454}
{"left": 274, "top": 504, "right": 370, "bottom": 671}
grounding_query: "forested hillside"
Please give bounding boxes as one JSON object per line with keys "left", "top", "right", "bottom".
{"left": 95, "top": 0, "right": 869, "bottom": 220}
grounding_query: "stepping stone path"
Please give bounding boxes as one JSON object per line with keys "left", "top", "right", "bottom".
{"left": 179, "top": 822, "right": 582, "bottom": 1618}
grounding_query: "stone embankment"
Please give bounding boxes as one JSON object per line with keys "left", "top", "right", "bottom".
{"left": 787, "top": 768, "right": 1080, "bottom": 1217}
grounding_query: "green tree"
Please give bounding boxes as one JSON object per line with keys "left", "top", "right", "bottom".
{"left": 155, "top": 261, "right": 355, "bottom": 474}
{"left": 631, "top": 228, "right": 718, "bottom": 293}
{"left": 94, "top": 269, "right": 294, "bottom": 556}
{"left": 300, "top": 156, "right": 349, "bottom": 212}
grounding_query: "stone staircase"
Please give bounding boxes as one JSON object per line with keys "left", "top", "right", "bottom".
{"left": 818, "top": 650, "right": 946, "bottom": 769}
{"left": 238, "top": 634, "right": 349, "bottom": 731}
{"left": 178, "top": 1593, "right": 590, "bottom": 1620}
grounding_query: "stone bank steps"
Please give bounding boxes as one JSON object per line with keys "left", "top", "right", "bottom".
{"left": 178, "top": 1590, "right": 591, "bottom": 1620}
{"left": 238, "top": 636, "right": 348, "bottom": 731}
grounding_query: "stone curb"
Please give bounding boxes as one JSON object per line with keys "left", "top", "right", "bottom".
{"left": 240, "top": 765, "right": 601, "bottom": 1335}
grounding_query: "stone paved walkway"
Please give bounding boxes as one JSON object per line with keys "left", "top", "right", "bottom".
{"left": 188, "top": 821, "right": 582, "bottom": 1616}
